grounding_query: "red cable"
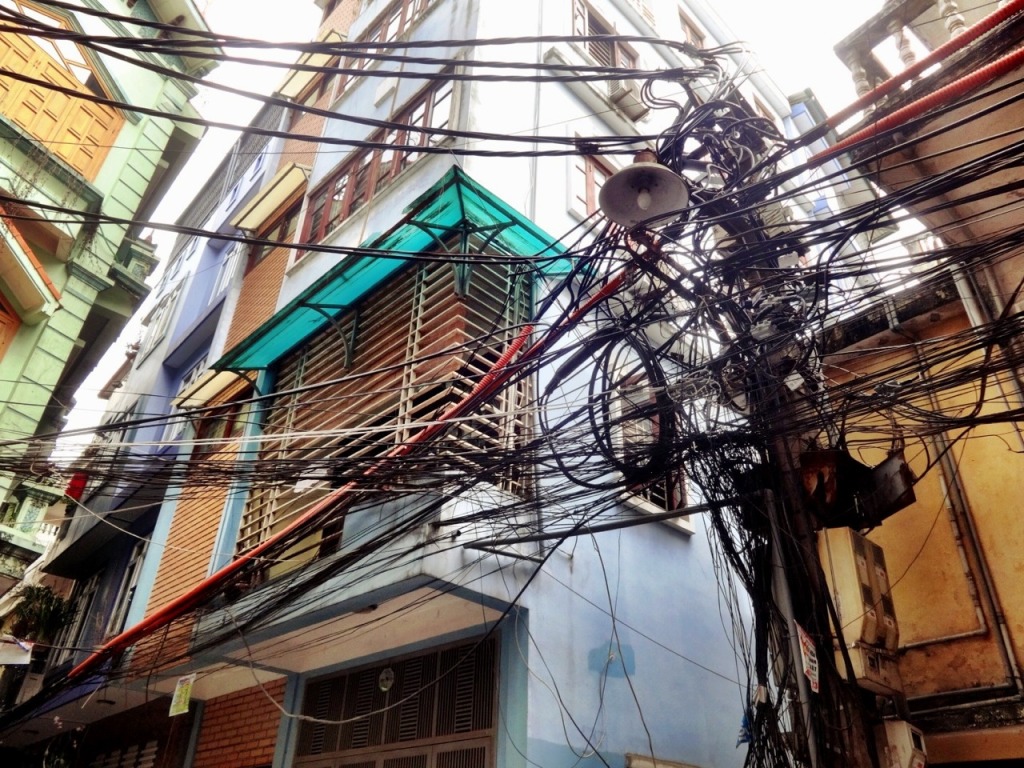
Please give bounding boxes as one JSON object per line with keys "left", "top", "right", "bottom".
{"left": 811, "top": 44, "right": 1024, "bottom": 165}
{"left": 66, "top": 268, "right": 630, "bottom": 682}
{"left": 826, "top": 0, "right": 1024, "bottom": 128}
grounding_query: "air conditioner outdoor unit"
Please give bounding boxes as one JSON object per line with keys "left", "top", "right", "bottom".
{"left": 608, "top": 79, "right": 650, "bottom": 121}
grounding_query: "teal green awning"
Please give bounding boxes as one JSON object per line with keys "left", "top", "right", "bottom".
{"left": 214, "top": 166, "right": 567, "bottom": 372}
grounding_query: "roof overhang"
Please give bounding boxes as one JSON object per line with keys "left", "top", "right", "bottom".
{"left": 229, "top": 162, "right": 309, "bottom": 231}
{"left": 275, "top": 30, "right": 344, "bottom": 100}
{"left": 214, "top": 166, "right": 567, "bottom": 372}
{"left": 172, "top": 369, "right": 248, "bottom": 409}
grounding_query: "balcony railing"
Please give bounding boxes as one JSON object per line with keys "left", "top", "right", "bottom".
{"left": 834, "top": 0, "right": 1012, "bottom": 107}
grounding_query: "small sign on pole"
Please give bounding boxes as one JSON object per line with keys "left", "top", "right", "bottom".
{"left": 169, "top": 673, "right": 197, "bottom": 716}
{"left": 796, "top": 622, "right": 819, "bottom": 694}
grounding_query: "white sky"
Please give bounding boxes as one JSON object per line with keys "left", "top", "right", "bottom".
{"left": 710, "top": 0, "right": 872, "bottom": 115}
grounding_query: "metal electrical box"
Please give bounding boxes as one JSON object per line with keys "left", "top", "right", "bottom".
{"left": 875, "top": 719, "right": 927, "bottom": 768}
{"left": 839, "top": 642, "right": 902, "bottom": 694}
{"left": 819, "top": 527, "right": 902, "bottom": 692}
{"left": 818, "top": 527, "right": 898, "bottom": 648}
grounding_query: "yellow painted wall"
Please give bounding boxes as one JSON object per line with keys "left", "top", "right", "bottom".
{"left": 824, "top": 310, "right": 1022, "bottom": 697}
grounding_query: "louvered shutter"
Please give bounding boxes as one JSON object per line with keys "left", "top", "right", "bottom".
{"left": 295, "top": 639, "right": 496, "bottom": 768}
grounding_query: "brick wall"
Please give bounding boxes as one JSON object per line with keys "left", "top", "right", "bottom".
{"left": 222, "top": 247, "right": 292, "bottom": 354}
{"left": 144, "top": 444, "right": 239, "bottom": 617}
{"left": 322, "top": 0, "right": 360, "bottom": 36}
{"left": 279, "top": 109, "right": 326, "bottom": 170}
{"left": 192, "top": 679, "right": 287, "bottom": 768}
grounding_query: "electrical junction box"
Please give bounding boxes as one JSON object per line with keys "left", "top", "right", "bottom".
{"left": 818, "top": 527, "right": 899, "bottom": 650}
{"left": 838, "top": 642, "right": 902, "bottom": 694}
{"left": 874, "top": 719, "right": 927, "bottom": 768}
{"left": 818, "top": 527, "right": 878, "bottom": 646}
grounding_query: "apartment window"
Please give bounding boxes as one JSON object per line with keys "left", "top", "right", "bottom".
{"left": 249, "top": 201, "right": 302, "bottom": 271}
{"left": 193, "top": 395, "right": 247, "bottom": 458}
{"left": 678, "top": 8, "right": 705, "bottom": 49}
{"left": 137, "top": 286, "right": 180, "bottom": 361}
{"left": 321, "top": 0, "right": 341, "bottom": 22}
{"left": 105, "top": 538, "right": 147, "bottom": 638}
{"left": 297, "top": 56, "right": 340, "bottom": 106}
{"left": 162, "top": 354, "right": 208, "bottom": 442}
{"left": 0, "top": 1, "right": 123, "bottom": 179}
{"left": 572, "top": 153, "right": 614, "bottom": 217}
{"left": 573, "top": 0, "right": 638, "bottom": 68}
{"left": 97, "top": 402, "right": 139, "bottom": 465}
{"left": 295, "top": 636, "right": 497, "bottom": 766}
{"left": 237, "top": 244, "right": 532, "bottom": 562}
{"left": 54, "top": 571, "right": 103, "bottom": 666}
{"left": 613, "top": 375, "right": 691, "bottom": 532}
{"left": 212, "top": 240, "right": 244, "bottom": 298}
{"left": 302, "top": 78, "right": 454, "bottom": 248}
{"left": 337, "top": 0, "right": 432, "bottom": 97}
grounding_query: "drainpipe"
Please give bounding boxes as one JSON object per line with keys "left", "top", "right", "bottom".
{"left": 888, "top": 308, "right": 1023, "bottom": 695}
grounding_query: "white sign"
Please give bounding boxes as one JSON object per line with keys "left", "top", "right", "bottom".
{"left": 796, "top": 622, "right": 819, "bottom": 694}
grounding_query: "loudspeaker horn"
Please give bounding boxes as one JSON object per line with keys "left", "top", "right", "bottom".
{"left": 598, "top": 153, "right": 689, "bottom": 229}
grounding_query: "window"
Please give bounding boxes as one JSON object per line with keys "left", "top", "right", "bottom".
{"left": 162, "top": 354, "right": 208, "bottom": 442}
{"left": 137, "top": 286, "right": 180, "bottom": 361}
{"left": 573, "top": 0, "right": 638, "bottom": 68}
{"left": 0, "top": 1, "right": 124, "bottom": 179}
{"left": 98, "top": 402, "right": 139, "bottom": 465}
{"left": 248, "top": 201, "right": 301, "bottom": 271}
{"left": 678, "top": 8, "right": 705, "bottom": 49}
{"left": 193, "top": 396, "right": 247, "bottom": 458}
{"left": 336, "top": 0, "right": 432, "bottom": 98}
{"left": 612, "top": 374, "right": 692, "bottom": 532}
{"left": 572, "top": 152, "right": 613, "bottom": 217}
{"left": 237, "top": 242, "right": 532, "bottom": 564}
{"left": 105, "top": 538, "right": 147, "bottom": 638}
{"left": 302, "top": 78, "right": 454, "bottom": 248}
{"left": 296, "top": 637, "right": 497, "bottom": 766}
{"left": 212, "top": 239, "right": 245, "bottom": 298}
{"left": 53, "top": 571, "right": 102, "bottom": 666}
{"left": 296, "top": 55, "right": 340, "bottom": 107}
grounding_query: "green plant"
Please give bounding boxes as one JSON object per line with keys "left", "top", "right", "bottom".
{"left": 9, "top": 585, "right": 75, "bottom": 644}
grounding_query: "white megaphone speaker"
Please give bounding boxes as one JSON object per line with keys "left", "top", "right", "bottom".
{"left": 598, "top": 150, "right": 689, "bottom": 229}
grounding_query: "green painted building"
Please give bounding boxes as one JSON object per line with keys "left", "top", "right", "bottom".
{"left": 0, "top": 0, "right": 216, "bottom": 595}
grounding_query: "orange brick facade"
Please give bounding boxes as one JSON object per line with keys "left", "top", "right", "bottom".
{"left": 144, "top": 445, "right": 240, "bottom": 616}
{"left": 192, "top": 679, "right": 287, "bottom": 768}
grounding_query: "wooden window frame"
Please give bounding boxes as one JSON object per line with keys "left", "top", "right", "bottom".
{"left": 336, "top": 0, "right": 432, "bottom": 99}
{"left": 572, "top": 152, "right": 614, "bottom": 217}
{"left": 678, "top": 8, "right": 705, "bottom": 49}
{"left": 612, "top": 374, "right": 692, "bottom": 533}
{"left": 301, "top": 77, "right": 454, "bottom": 250}
{"left": 573, "top": 0, "right": 638, "bottom": 69}
{"left": 248, "top": 200, "right": 302, "bottom": 272}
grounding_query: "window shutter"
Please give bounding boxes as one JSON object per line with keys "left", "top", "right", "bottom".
{"left": 296, "top": 638, "right": 496, "bottom": 766}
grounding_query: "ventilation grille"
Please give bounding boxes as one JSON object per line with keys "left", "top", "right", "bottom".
{"left": 296, "top": 639, "right": 496, "bottom": 764}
